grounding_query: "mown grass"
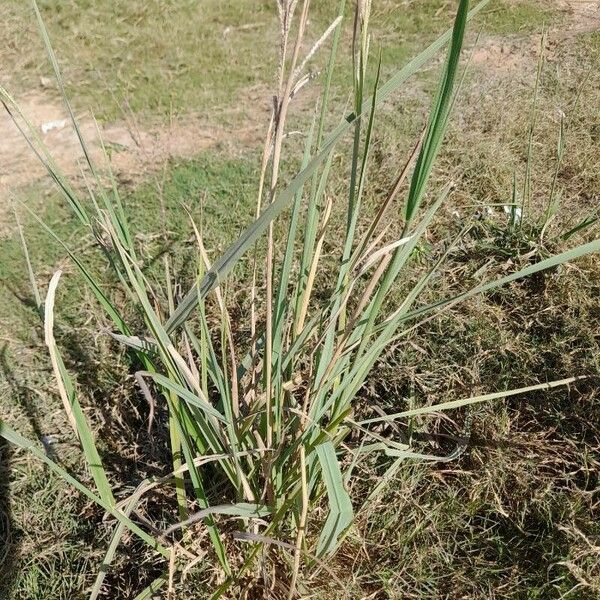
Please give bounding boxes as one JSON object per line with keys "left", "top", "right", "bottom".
{"left": 485, "top": 0, "right": 557, "bottom": 34}
{"left": 3, "top": 0, "right": 277, "bottom": 121}
{"left": 1, "top": 0, "right": 599, "bottom": 598}
{"left": 2, "top": 0, "right": 558, "bottom": 121}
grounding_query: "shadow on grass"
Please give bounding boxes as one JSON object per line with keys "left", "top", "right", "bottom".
{"left": 0, "top": 436, "right": 18, "bottom": 598}
{"left": 0, "top": 342, "right": 40, "bottom": 599}
{"left": 0, "top": 335, "right": 169, "bottom": 597}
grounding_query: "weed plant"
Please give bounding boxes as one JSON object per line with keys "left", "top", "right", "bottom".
{"left": 1, "top": 1, "right": 599, "bottom": 597}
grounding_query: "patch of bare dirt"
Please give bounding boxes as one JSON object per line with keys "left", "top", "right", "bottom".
{"left": 471, "top": 39, "right": 533, "bottom": 74}
{"left": 470, "top": 0, "right": 600, "bottom": 77}
{"left": 556, "top": 0, "right": 600, "bottom": 35}
{"left": 0, "top": 91, "right": 265, "bottom": 230}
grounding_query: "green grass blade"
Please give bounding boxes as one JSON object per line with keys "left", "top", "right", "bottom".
{"left": 405, "top": 0, "right": 469, "bottom": 225}
{"left": 272, "top": 114, "right": 317, "bottom": 406}
{"left": 132, "top": 574, "right": 169, "bottom": 600}
{"left": 352, "top": 183, "right": 453, "bottom": 359}
{"left": 45, "top": 271, "right": 115, "bottom": 507}
{"left": 323, "top": 236, "right": 600, "bottom": 428}
{"left": 357, "top": 376, "right": 585, "bottom": 425}
{"left": 561, "top": 215, "right": 599, "bottom": 241}
{"left": 15, "top": 207, "right": 42, "bottom": 312}
{"left": 404, "top": 238, "right": 600, "bottom": 324}
{"left": 32, "top": 0, "right": 98, "bottom": 186}
{"left": 167, "top": 398, "right": 233, "bottom": 576}
{"left": 140, "top": 371, "right": 227, "bottom": 424}
{"left": 315, "top": 441, "right": 353, "bottom": 557}
{"left": 89, "top": 487, "right": 144, "bottom": 600}
{"left": 315, "top": 0, "right": 347, "bottom": 149}
{"left": 31, "top": 0, "right": 136, "bottom": 254}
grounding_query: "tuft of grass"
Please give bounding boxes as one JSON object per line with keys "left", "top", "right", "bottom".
{"left": 0, "top": 0, "right": 596, "bottom": 593}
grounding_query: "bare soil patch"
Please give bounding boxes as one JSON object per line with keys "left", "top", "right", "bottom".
{"left": 0, "top": 90, "right": 265, "bottom": 230}
{"left": 557, "top": 0, "right": 600, "bottom": 35}
{"left": 471, "top": 38, "right": 533, "bottom": 73}
{"left": 0, "top": 92, "right": 264, "bottom": 190}
{"left": 470, "top": 0, "right": 600, "bottom": 75}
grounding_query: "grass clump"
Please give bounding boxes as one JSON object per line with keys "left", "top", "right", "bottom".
{"left": 1, "top": 0, "right": 599, "bottom": 598}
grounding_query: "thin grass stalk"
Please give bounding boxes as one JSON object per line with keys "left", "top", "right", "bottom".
{"left": 272, "top": 114, "right": 317, "bottom": 441}
{"left": 265, "top": 0, "right": 311, "bottom": 463}
{"left": 164, "top": 258, "right": 188, "bottom": 522}
{"left": 522, "top": 30, "right": 546, "bottom": 223}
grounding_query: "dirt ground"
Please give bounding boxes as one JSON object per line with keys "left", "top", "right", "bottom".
{"left": 0, "top": 92, "right": 264, "bottom": 188}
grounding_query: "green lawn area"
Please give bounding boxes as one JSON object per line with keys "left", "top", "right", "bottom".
{"left": 3, "top": 0, "right": 554, "bottom": 120}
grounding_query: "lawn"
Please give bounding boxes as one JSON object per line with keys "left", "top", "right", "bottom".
{"left": 1, "top": 1, "right": 599, "bottom": 598}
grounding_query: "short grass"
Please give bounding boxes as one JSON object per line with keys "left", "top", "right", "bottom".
{"left": 2, "top": 0, "right": 599, "bottom": 598}
{"left": 2, "top": 0, "right": 557, "bottom": 122}
{"left": 485, "top": 0, "right": 558, "bottom": 34}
